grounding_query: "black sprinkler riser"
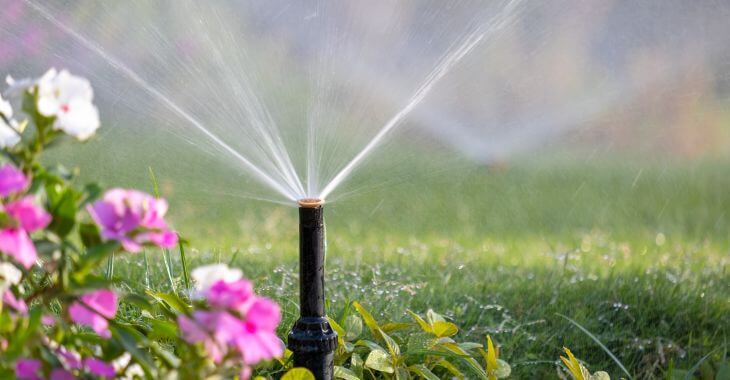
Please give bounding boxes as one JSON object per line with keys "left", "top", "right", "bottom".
{"left": 288, "top": 204, "right": 338, "bottom": 380}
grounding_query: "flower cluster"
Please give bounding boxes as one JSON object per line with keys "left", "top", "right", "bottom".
{"left": 16, "top": 355, "right": 116, "bottom": 380}
{"left": 0, "top": 67, "right": 291, "bottom": 379}
{"left": 179, "top": 264, "right": 284, "bottom": 379}
{"left": 87, "top": 188, "right": 178, "bottom": 253}
{"left": 35, "top": 68, "right": 100, "bottom": 141}
{"left": 68, "top": 289, "right": 118, "bottom": 339}
{"left": 0, "top": 164, "right": 50, "bottom": 269}
{"left": 2, "top": 69, "right": 100, "bottom": 149}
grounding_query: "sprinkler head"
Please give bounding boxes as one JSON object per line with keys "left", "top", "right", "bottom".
{"left": 298, "top": 198, "right": 324, "bottom": 208}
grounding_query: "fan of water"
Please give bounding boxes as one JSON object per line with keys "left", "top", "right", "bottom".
{"left": 1, "top": 0, "right": 728, "bottom": 205}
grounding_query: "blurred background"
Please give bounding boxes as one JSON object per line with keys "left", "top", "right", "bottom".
{"left": 0, "top": 0, "right": 728, "bottom": 244}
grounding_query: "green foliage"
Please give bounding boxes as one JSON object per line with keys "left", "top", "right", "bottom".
{"left": 330, "top": 301, "right": 513, "bottom": 379}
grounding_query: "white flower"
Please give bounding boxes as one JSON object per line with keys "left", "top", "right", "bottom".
{"left": 112, "top": 353, "right": 144, "bottom": 380}
{"left": 0, "top": 93, "right": 21, "bottom": 149}
{"left": 190, "top": 263, "right": 243, "bottom": 296}
{"left": 0, "top": 262, "right": 22, "bottom": 293}
{"left": 36, "top": 68, "right": 100, "bottom": 140}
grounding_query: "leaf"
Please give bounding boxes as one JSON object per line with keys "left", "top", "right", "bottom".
{"left": 409, "top": 364, "right": 440, "bottom": 380}
{"left": 112, "top": 324, "right": 155, "bottom": 378}
{"left": 78, "top": 222, "right": 102, "bottom": 248}
{"left": 589, "top": 371, "right": 610, "bottom": 380}
{"left": 426, "top": 309, "right": 445, "bottom": 324}
{"left": 150, "top": 341, "right": 180, "bottom": 368}
{"left": 432, "top": 321, "right": 458, "bottom": 337}
{"left": 334, "top": 366, "right": 360, "bottom": 380}
{"left": 328, "top": 317, "right": 347, "bottom": 348}
{"left": 344, "top": 315, "right": 363, "bottom": 341}
{"left": 74, "top": 241, "right": 119, "bottom": 280}
{"left": 80, "top": 183, "right": 103, "bottom": 206}
{"left": 45, "top": 183, "right": 81, "bottom": 237}
{"left": 459, "top": 342, "right": 484, "bottom": 351}
{"left": 561, "top": 347, "right": 586, "bottom": 380}
{"left": 495, "top": 359, "right": 512, "bottom": 379}
{"left": 486, "top": 336, "right": 499, "bottom": 380}
{"left": 355, "top": 339, "right": 386, "bottom": 353}
{"left": 146, "top": 318, "right": 179, "bottom": 340}
{"left": 407, "top": 310, "right": 433, "bottom": 333}
{"left": 365, "top": 349, "right": 394, "bottom": 373}
{"left": 281, "top": 368, "right": 316, "bottom": 380}
{"left": 378, "top": 328, "right": 401, "bottom": 359}
{"left": 147, "top": 290, "right": 191, "bottom": 314}
{"left": 351, "top": 353, "right": 364, "bottom": 378}
{"left": 435, "top": 359, "right": 464, "bottom": 379}
{"left": 352, "top": 301, "right": 381, "bottom": 340}
{"left": 381, "top": 322, "right": 412, "bottom": 333}
{"left": 407, "top": 332, "right": 439, "bottom": 351}
{"left": 441, "top": 342, "right": 488, "bottom": 379}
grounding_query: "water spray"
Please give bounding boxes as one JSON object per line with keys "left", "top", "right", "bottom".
{"left": 288, "top": 198, "right": 338, "bottom": 379}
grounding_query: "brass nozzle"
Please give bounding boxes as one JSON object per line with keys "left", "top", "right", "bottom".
{"left": 297, "top": 198, "right": 324, "bottom": 208}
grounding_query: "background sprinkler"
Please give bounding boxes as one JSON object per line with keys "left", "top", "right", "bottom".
{"left": 288, "top": 198, "right": 338, "bottom": 379}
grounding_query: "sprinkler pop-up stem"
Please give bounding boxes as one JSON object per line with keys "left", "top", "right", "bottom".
{"left": 288, "top": 198, "right": 338, "bottom": 379}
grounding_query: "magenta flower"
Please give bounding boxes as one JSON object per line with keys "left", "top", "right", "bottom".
{"left": 84, "top": 358, "right": 115, "bottom": 379}
{"left": 0, "top": 228, "right": 37, "bottom": 268}
{"left": 87, "top": 188, "right": 178, "bottom": 253}
{"left": 15, "top": 358, "right": 41, "bottom": 380}
{"left": 234, "top": 298, "right": 284, "bottom": 365}
{"left": 49, "top": 369, "right": 74, "bottom": 380}
{"left": 0, "top": 164, "right": 29, "bottom": 197}
{"left": 5, "top": 196, "right": 52, "bottom": 231}
{"left": 206, "top": 279, "right": 254, "bottom": 312}
{"left": 179, "top": 267, "right": 284, "bottom": 374}
{"left": 68, "top": 289, "right": 118, "bottom": 338}
{"left": 0, "top": 197, "right": 51, "bottom": 269}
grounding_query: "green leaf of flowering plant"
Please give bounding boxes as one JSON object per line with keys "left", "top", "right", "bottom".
{"left": 334, "top": 365, "right": 360, "bottom": 380}
{"left": 73, "top": 241, "right": 119, "bottom": 281}
{"left": 146, "top": 290, "right": 191, "bottom": 315}
{"left": 409, "top": 364, "right": 440, "bottom": 380}
{"left": 365, "top": 349, "right": 394, "bottom": 373}
{"left": 352, "top": 301, "right": 382, "bottom": 340}
{"left": 281, "top": 368, "right": 316, "bottom": 380}
{"left": 45, "top": 181, "right": 82, "bottom": 237}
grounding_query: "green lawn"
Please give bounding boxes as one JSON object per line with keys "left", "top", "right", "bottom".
{"left": 109, "top": 158, "right": 728, "bottom": 379}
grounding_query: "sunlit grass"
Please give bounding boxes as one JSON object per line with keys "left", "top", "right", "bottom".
{"left": 110, "top": 159, "right": 728, "bottom": 378}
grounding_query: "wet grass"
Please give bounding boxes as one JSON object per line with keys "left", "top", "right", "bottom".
{"left": 111, "top": 158, "right": 729, "bottom": 379}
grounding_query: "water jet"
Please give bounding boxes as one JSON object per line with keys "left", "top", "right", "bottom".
{"left": 288, "top": 198, "right": 337, "bottom": 379}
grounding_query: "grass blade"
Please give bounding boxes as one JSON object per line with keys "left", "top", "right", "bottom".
{"left": 557, "top": 313, "right": 633, "bottom": 380}
{"left": 149, "top": 166, "right": 176, "bottom": 293}
{"left": 178, "top": 236, "right": 190, "bottom": 291}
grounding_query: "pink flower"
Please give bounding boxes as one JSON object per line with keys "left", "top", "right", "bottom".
{"left": 5, "top": 196, "right": 52, "bottom": 231}
{"left": 0, "top": 194, "right": 50, "bottom": 269}
{"left": 84, "top": 358, "right": 115, "bottom": 379}
{"left": 15, "top": 358, "right": 41, "bottom": 380}
{"left": 2, "top": 290, "right": 28, "bottom": 314}
{"left": 0, "top": 164, "right": 29, "bottom": 197}
{"left": 234, "top": 298, "right": 284, "bottom": 365}
{"left": 206, "top": 279, "right": 254, "bottom": 312}
{"left": 56, "top": 345, "right": 82, "bottom": 370}
{"left": 87, "top": 188, "right": 178, "bottom": 253}
{"left": 49, "top": 368, "right": 74, "bottom": 380}
{"left": 178, "top": 313, "right": 227, "bottom": 363}
{"left": 179, "top": 270, "right": 284, "bottom": 369}
{"left": 68, "top": 289, "right": 118, "bottom": 338}
{"left": 0, "top": 228, "right": 37, "bottom": 268}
